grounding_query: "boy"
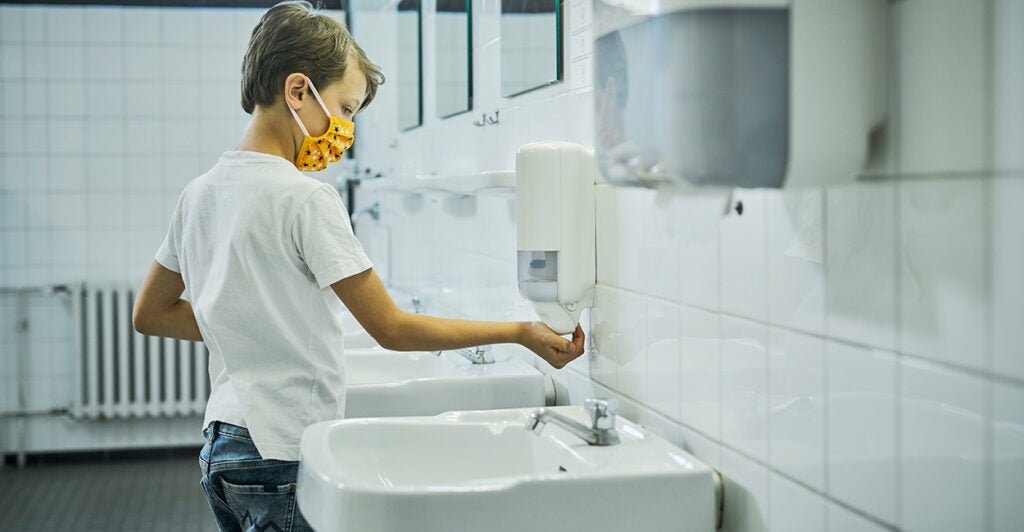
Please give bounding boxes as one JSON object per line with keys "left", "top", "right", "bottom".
{"left": 131, "top": 2, "right": 585, "bottom": 530}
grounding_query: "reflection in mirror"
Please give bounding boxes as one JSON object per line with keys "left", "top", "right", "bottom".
{"left": 436, "top": 1, "right": 473, "bottom": 118}
{"left": 397, "top": 0, "right": 422, "bottom": 130}
{"left": 500, "top": 0, "right": 562, "bottom": 97}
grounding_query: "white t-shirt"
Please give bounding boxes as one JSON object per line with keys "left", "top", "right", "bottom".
{"left": 155, "top": 150, "right": 372, "bottom": 461}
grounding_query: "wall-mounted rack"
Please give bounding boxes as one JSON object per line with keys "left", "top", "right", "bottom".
{"left": 360, "top": 171, "right": 516, "bottom": 198}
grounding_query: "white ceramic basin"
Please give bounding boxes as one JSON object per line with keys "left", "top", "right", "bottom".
{"left": 343, "top": 350, "right": 550, "bottom": 418}
{"left": 298, "top": 407, "right": 718, "bottom": 532}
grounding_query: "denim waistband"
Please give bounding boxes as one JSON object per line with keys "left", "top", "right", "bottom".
{"left": 205, "top": 420, "right": 251, "bottom": 440}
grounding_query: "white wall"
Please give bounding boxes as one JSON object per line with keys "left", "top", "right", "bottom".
{"left": 0, "top": 4, "right": 347, "bottom": 455}
{"left": 351, "top": 0, "right": 1024, "bottom": 531}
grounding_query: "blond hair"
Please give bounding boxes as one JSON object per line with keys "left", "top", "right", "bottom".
{"left": 241, "top": 1, "right": 384, "bottom": 114}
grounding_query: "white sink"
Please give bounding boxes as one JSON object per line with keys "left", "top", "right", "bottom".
{"left": 298, "top": 407, "right": 718, "bottom": 532}
{"left": 344, "top": 350, "right": 551, "bottom": 418}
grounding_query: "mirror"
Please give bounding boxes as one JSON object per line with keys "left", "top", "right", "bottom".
{"left": 397, "top": 0, "right": 423, "bottom": 130}
{"left": 500, "top": 0, "right": 562, "bottom": 97}
{"left": 435, "top": 1, "right": 473, "bottom": 118}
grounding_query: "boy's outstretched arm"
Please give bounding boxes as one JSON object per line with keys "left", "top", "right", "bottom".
{"left": 331, "top": 268, "right": 585, "bottom": 369}
{"left": 133, "top": 261, "right": 204, "bottom": 342}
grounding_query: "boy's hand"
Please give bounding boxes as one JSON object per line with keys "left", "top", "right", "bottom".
{"left": 521, "top": 322, "right": 586, "bottom": 369}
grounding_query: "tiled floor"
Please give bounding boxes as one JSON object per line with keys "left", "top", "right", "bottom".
{"left": 0, "top": 452, "right": 216, "bottom": 532}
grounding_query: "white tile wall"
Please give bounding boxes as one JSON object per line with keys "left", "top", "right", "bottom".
{"left": 768, "top": 328, "right": 825, "bottom": 491}
{"left": 678, "top": 304, "right": 720, "bottom": 439}
{"left": 608, "top": 186, "right": 645, "bottom": 293}
{"left": 828, "top": 503, "right": 890, "bottom": 532}
{"left": 588, "top": 284, "right": 618, "bottom": 389}
{"left": 720, "top": 447, "right": 769, "bottom": 532}
{"left": 612, "top": 287, "right": 647, "bottom": 403}
{"left": 765, "top": 189, "right": 825, "bottom": 335}
{"left": 720, "top": 316, "right": 769, "bottom": 463}
{"left": 645, "top": 298, "right": 680, "bottom": 419}
{"left": 826, "top": 342, "right": 897, "bottom": 524}
{"left": 899, "top": 358, "right": 985, "bottom": 531}
{"left": 993, "top": 383, "right": 1024, "bottom": 531}
{"left": 993, "top": 0, "right": 1024, "bottom": 172}
{"left": 769, "top": 473, "right": 826, "bottom": 532}
{"left": 992, "top": 177, "right": 1024, "bottom": 381}
{"left": 719, "top": 189, "right": 768, "bottom": 321}
{"left": 642, "top": 192, "right": 681, "bottom": 298}
{"left": 899, "top": 178, "right": 986, "bottom": 371}
{"left": 676, "top": 191, "right": 724, "bottom": 311}
{"left": 825, "top": 181, "right": 897, "bottom": 350}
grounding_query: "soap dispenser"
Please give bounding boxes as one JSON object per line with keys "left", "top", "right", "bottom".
{"left": 515, "top": 142, "right": 596, "bottom": 335}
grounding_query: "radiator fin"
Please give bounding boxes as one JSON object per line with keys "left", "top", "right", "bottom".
{"left": 72, "top": 284, "right": 208, "bottom": 420}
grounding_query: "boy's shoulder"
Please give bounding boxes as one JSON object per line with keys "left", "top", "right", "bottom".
{"left": 203, "top": 152, "right": 329, "bottom": 194}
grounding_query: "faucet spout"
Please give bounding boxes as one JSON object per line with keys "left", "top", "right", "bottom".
{"left": 524, "top": 399, "right": 620, "bottom": 446}
{"left": 437, "top": 345, "right": 495, "bottom": 364}
{"left": 350, "top": 201, "right": 381, "bottom": 228}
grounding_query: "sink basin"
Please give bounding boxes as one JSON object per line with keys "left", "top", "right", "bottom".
{"left": 343, "top": 350, "right": 551, "bottom": 418}
{"left": 298, "top": 407, "right": 718, "bottom": 532}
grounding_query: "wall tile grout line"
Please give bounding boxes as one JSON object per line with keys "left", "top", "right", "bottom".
{"left": 893, "top": 18, "right": 904, "bottom": 523}
{"left": 819, "top": 182, "right": 831, "bottom": 530}
{"left": 981, "top": 1, "right": 997, "bottom": 530}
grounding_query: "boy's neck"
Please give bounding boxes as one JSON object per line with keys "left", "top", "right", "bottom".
{"left": 235, "top": 106, "right": 298, "bottom": 162}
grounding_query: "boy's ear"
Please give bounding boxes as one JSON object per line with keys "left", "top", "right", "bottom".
{"left": 283, "top": 73, "right": 308, "bottom": 110}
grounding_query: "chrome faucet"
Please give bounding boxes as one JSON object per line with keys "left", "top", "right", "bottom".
{"left": 350, "top": 201, "right": 381, "bottom": 227}
{"left": 524, "top": 398, "right": 621, "bottom": 446}
{"left": 463, "top": 345, "right": 495, "bottom": 364}
{"left": 439, "top": 345, "right": 494, "bottom": 364}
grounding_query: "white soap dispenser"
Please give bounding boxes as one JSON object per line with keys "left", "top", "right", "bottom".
{"left": 515, "top": 142, "right": 596, "bottom": 335}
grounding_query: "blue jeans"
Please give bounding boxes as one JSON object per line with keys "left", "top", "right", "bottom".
{"left": 199, "top": 421, "right": 313, "bottom": 532}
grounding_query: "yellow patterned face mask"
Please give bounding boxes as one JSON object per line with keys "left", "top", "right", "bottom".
{"left": 288, "top": 77, "right": 355, "bottom": 172}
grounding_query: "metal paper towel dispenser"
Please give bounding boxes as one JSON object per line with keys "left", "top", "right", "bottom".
{"left": 595, "top": 0, "right": 888, "bottom": 188}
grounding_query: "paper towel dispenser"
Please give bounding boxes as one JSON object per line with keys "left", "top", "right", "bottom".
{"left": 594, "top": 0, "right": 888, "bottom": 188}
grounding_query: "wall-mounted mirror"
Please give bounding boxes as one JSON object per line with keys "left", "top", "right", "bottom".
{"left": 500, "top": 0, "right": 562, "bottom": 97}
{"left": 397, "top": 0, "right": 423, "bottom": 130}
{"left": 435, "top": 1, "right": 473, "bottom": 118}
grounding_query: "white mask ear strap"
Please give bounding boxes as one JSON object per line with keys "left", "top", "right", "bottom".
{"left": 287, "top": 104, "right": 311, "bottom": 137}
{"left": 305, "top": 77, "right": 333, "bottom": 118}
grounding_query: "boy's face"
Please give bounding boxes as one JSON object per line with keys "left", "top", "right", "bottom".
{"left": 294, "top": 64, "right": 367, "bottom": 137}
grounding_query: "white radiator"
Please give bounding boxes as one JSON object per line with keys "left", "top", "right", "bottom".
{"left": 71, "top": 284, "right": 209, "bottom": 420}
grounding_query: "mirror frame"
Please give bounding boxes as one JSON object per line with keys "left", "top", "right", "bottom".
{"left": 398, "top": 0, "right": 424, "bottom": 131}
{"left": 500, "top": 0, "right": 563, "bottom": 98}
{"left": 436, "top": 0, "right": 474, "bottom": 119}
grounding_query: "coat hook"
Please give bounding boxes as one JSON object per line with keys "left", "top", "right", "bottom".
{"left": 473, "top": 109, "right": 501, "bottom": 127}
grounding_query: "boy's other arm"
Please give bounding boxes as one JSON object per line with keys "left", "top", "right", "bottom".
{"left": 331, "top": 268, "right": 584, "bottom": 369}
{"left": 133, "top": 261, "right": 204, "bottom": 342}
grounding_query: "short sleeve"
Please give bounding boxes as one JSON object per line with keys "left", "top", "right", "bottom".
{"left": 154, "top": 190, "right": 185, "bottom": 273}
{"left": 291, "top": 185, "right": 373, "bottom": 289}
